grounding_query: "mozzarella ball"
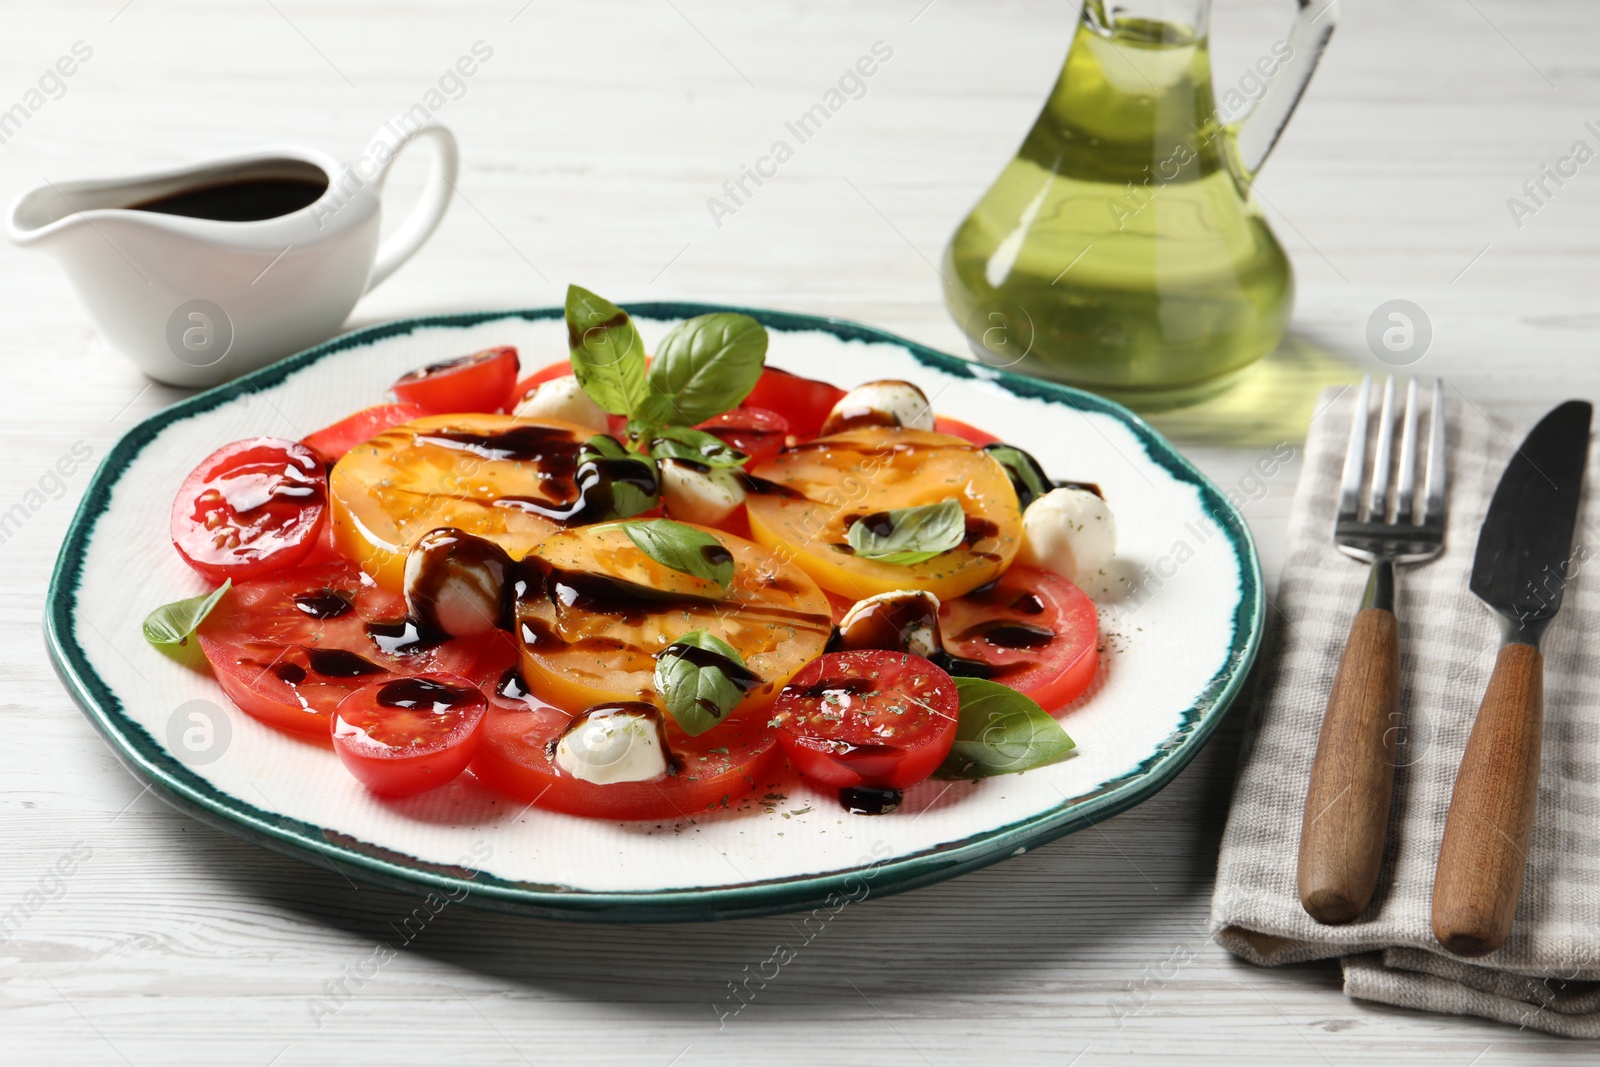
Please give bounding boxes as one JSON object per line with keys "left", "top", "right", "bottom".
{"left": 838, "top": 590, "right": 943, "bottom": 659}
{"left": 1016, "top": 488, "right": 1117, "bottom": 585}
{"left": 512, "top": 375, "right": 609, "bottom": 432}
{"left": 659, "top": 459, "right": 747, "bottom": 526}
{"left": 555, "top": 705, "right": 671, "bottom": 785}
{"left": 821, "top": 380, "right": 935, "bottom": 435}
{"left": 404, "top": 528, "right": 512, "bottom": 637}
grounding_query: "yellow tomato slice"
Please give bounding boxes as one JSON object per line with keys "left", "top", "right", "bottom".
{"left": 744, "top": 428, "right": 1021, "bottom": 600}
{"left": 328, "top": 414, "right": 594, "bottom": 592}
{"left": 516, "top": 521, "right": 832, "bottom": 714}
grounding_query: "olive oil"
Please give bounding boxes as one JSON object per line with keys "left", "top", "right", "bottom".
{"left": 943, "top": 9, "right": 1293, "bottom": 410}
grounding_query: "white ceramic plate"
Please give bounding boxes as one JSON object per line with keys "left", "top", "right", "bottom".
{"left": 47, "top": 304, "right": 1263, "bottom": 921}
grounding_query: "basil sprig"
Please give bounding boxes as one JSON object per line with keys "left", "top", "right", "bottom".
{"left": 566, "top": 285, "right": 650, "bottom": 416}
{"left": 563, "top": 285, "right": 767, "bottom": 441}
{"left": 846, "top": 498, "right": 966, "bottom": 566}
{"left": 142, "top": 580, "right": 231, "bottom": 646}
{"left": 619, "top": 519, "right": 735, "bottom": 590}
{"left": 935, "top": 677, "right": 1076, "bottom": 780}
{"left": 644, "top": 424, "right": 749, "bottom": 468}
{"left": 654, "top": 630, "right": 761, "bottom": 736}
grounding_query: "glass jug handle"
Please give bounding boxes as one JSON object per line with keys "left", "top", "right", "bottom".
{"left": 1227, "top": 0, "right": 1340, "bottom": 182}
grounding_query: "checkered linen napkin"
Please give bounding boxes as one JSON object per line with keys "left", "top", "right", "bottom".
{"left": 1209, "top": 386, "right": 1600, "bottom": 1038}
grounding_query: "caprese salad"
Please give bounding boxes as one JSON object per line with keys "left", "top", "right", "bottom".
{"left": 143, "top": 286, "right": 1117, "bottom": 821}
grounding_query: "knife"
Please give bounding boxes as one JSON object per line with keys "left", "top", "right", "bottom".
{"left": 1432, "top": 399, "right": 1592, "bottom": 958}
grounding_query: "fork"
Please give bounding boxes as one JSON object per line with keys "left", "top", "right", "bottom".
{"left": 1298, "top": 375, "right": 1447, "bottom": 924}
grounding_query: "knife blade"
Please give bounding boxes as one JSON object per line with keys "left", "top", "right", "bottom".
{"left": 1433, "top": 399, "right": 1592, "bottom": 957}
{"left": 1468, "top": 399, "right": 1592, "bottom": 627}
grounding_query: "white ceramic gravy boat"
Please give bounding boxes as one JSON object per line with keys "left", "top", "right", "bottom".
{"left": 6, "top": 120, "right": 458, "bottom": 387}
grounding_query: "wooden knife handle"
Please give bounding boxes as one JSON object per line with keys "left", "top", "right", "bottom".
{"left": 1298, "top": 607, "right": 1401, "bottom": 924}
{"left": 1432, "top": 642, "right": 1544, "bottom": 957}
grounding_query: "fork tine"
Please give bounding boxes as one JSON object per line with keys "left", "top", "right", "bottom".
{"left": 1394, "top": 378, "right": 1420, "bottom": 523}
{"left": 1422, "top": 378, "right": 1447, "bottom": 525}
{"left": 1337, "top": 376, "right": 1372, "bottom": 521}
{"left": 1367, "top": 376, "right": 1396, "bottom": 522}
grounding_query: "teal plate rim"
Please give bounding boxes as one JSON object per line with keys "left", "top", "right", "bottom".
{"left": 45, "top": 303, "right": 1265, "bottom": 924}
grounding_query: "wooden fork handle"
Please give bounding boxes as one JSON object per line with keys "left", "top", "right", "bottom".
{"left": 1432, "top": 642, "right": 1544, "bottom": 957}
{"left": 1298, "top": 607, "right": 1401, "bottom": 924}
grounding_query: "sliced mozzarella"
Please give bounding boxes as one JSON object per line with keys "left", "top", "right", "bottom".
{"left": 555, "top": 705, "right": 671, "bottom": 785}
{"left": 512, "top": 375, "right": 609, "bottom": 432}
{"left": 1016, "top": 487, "right": 1117, "bottom": 585}
{"left": 838, "top": 590, "right": 943, "bottom": 658}
{"left": 659, "top": 458, "right": 747, "bottom": 526}
{"left": 403, "top": 528, "right": 511, "bottom": 637}
{"left": 821, "top": 380, "right": 935, "bottom": 435}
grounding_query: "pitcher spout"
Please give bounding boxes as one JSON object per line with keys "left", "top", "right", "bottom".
{"left": 7, "top": 181, "right": 96, "bottom": 251}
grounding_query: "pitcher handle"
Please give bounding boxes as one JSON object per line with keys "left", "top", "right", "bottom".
{"left": 363, "top": 122, "right": 459, "bottom": 293}
{"left": 1227, "top": 0, "right": 1340, "bottom": 181}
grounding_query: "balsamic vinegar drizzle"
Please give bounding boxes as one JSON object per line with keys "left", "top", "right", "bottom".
{"left": 496, "top": 666, "right": 530, "bottom": 701}
{"left": 365, "top": 618, "right": 444, "bottom": 657}
{"left": 302, "top": 647, "right": 387, "bottom": 677}
{"left": 375, "top": 676, "right": 480, "bottom": 710}
{"left": 949, "top": 620, "right": 1056, "bottom": 649}
{"left": 292, "top": 589, "right": 353, "bottom": 619}
{"left": 839, "top": 785, "right": 902, "bottom": 815}
{"left": 416, "top": 425, "right": 657, "bottom": 526}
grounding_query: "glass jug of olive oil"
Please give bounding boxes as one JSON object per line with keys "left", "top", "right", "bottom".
{"left": 944, "top": 0, "right": 1339, "bottom": 409}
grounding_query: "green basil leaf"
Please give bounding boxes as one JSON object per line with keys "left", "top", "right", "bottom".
{"left": 641, "top": 312, "right": 767, "bottom": 426}
{"left": 576, "top": 435, "right": 659, "bottom": 520}
{"left": 654, "top": 630, "right": 761, "bottom": 736}
{"left": 647, "top": 425, "right": 749, "bottom": 468}
{"left": 983, "top": 443, "right": 1051, "bottom": 511}
{"left": 566, "top": 284, "right": 649, "bottom": 416}
{"left": 845, "top": 498, "right": 965, "bottom": 566}
{"left": 935, "top": 677, "right": 1076, "bottom": 780}
{"left": 579, "top": 433, "right": 629, "bottom": 460}
{"left": 142, "top": 580, "right": 231, "bottom": 647}
{"left": 618, "top": 519, "right": 734, "bottom": 590}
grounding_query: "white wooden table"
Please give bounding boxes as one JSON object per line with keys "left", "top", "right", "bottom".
{"left": 4, "top": 1, "right": 1597, "bottom": 1062}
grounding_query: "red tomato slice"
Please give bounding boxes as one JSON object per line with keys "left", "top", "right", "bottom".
{"left": 471, "top": 701, "right": 783, "bottom": 822}
{"left": 741, "top": 367, "right": 846, "bottom": 439}
{"left": 303, "top": 403, "right": 426, "bottom": 462}
{"left": 331, "top": 674, "right": 487, "bottom": 797}
{"left": 512, "top": 359, "right": 575, "bottom": 406}
{"left": 197, "top": 562, "right": 500, "bottom": 739}
{"left": 393, "top": 346, "right": 520, "bottom": 414}
{"left": 934, "top": 416, "right": 1001, "bottom": 447}
{"left": 769, "top": 650, "right": 959, "bottom": 792}
{"left": 697, "top": 407, "right": 790, "bottom": 466}
{"left": 171, "top": 437, "right": 327, "bottom": 583}
{"left": 938, "top": 565, "right": 1099, "bottom": 710}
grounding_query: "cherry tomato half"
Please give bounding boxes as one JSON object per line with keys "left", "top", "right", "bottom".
{"left": 769, "top": 650, "right": 959, "bottom": 791}
{"left": 302, "top": 402, "right": 426, "bottom": 462}
{"left": 331, "top": 674, "right": 488, "bottom": 797}
{"left": 938, "top": 565, "right": 1099, "bottom": 711}
{"left": 392, "top": 346, "right": 520, "bottom": 414}
{"left": 741, "top": 367, "right": 846, "bottom": 439}
{"left": 698, "top": 407, "right": 790, "bottom": 467}
{"left": 171, "top": 437, "right": 327, "bottom": 583}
